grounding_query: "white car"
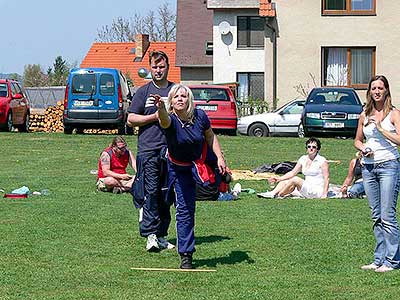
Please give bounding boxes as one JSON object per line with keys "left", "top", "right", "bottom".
{"left": 237, "top": 99, "right": 305, "bottom": 137}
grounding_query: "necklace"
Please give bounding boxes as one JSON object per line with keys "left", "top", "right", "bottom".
{"left": 174, "top": 113, "right": 191, "bottom": 128}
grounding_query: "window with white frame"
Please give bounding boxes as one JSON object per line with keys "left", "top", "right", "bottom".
{"left": 237, "top": 17, "right": 264, "bottom": 48}
{"left": 237, "top": 73, "right": 264, "bottom": 101}
{"left": 322, "top": 47, "right": 375, "bottom": 88}
{"left": 322, "top": 0, "right": 375, "bottom": 15}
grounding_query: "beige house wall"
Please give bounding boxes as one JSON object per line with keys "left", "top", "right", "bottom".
{"left": 209, "top": 0, "right": 400, "bottom": 107}
{"left": 269, "top": 0, "right": 400, "bottom": 106}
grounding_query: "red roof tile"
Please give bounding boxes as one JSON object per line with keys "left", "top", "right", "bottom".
{"left": 80, "top": 42, "right": 181, "bottom": 87}
{"left": 259, "top": 0, "right": 276, "bottom": 17}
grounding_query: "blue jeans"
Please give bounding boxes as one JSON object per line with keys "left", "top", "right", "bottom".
{"left": 348, "top": 181, "right": 365, "bottom": 198}
{"left": 362, "top": 159, "right": 400, "bottom": 268}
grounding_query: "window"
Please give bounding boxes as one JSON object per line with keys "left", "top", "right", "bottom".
{"left": 72, "top": 74, "right": 96, "bottom": 94}
{"left": 205, "top": 41, "right": 213, "bottom": 55}
{"left": 282, "top": 102, "right": 304, "bottom": 114}
{"left": 237, "top": 17, "right": 264, "bottom": 48}
{"left": 322, "top": 0, "right": 375, "bottom": 15}
{"left": 0, "top": 83, "right": 8, "bottom": 97}
{"left": 237, "top": 73, "right": 264, "bottom": 101}
{"left": 322, "top": 47, "right": 375, "bottom": 89}
{"left": 100, "top": 74, "right": 115, "bottom": 96}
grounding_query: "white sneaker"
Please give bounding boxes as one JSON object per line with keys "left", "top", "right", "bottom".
{"left": 232, "top": 183, "right": 242, "bottom": 198}
{"left": 146, "top": 234, "right": 160, "bottom": 252}
{"left": 158, "top": 237, "right": 175, "bottom": 250}
{"left": 361, "top": 263, "right": 380, "bottom": 270}
{"left": 257, "top": 191, "right": 276, "bottom": 198}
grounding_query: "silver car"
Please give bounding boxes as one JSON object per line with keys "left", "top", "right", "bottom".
{"left": 237, "top": 99, "right": 305, "bottom": 137}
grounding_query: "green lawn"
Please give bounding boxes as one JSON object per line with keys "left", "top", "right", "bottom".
{"left": 1, "top": 133, "right": 399, "bottom": 300}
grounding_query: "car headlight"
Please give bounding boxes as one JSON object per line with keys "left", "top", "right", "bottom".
{"left": 347, "top": 113, "right": 360, "bottom": 120}
{"left": 306, "top": 112, "right": 320, "bottom": 119}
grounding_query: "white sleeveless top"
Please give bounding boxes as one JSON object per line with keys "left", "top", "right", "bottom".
{"left": 362, "top": 111, "right": 399, "bottom": 164}
{"left": 297, "top": 154, "right": 327, "bottom": 198}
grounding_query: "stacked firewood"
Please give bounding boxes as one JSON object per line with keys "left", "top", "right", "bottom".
{"left": 29, "top": 101, "right": 64, "bottom": 132}
{"left": 29, "top": 102, "right": 138, "bottom": 134}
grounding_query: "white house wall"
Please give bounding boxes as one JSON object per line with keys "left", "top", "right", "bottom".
{"left": 213, "top": 9, "right": 265, "bottom": 85}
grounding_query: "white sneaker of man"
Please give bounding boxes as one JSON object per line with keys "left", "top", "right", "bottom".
{"left": 146, "top": 234, "right": 160, "bottom": 252}
{"left": 158, "top": 237, "right": 175, "bottom": 250}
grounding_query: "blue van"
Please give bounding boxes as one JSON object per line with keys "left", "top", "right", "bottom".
{"left": 63, "top": 68, "right": 132, "bottom": 134}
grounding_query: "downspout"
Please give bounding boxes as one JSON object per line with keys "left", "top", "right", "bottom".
{"left": 265, "top": 20, "right": 277, "bottom": 110}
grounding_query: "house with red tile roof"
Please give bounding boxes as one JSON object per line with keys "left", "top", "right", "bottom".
{"left": 80, "top": 34, "right": 180, "bottom": 87}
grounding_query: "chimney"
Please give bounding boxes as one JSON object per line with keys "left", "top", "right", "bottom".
{"left": 135, "top": 34, "right": 150, "bottom": 58}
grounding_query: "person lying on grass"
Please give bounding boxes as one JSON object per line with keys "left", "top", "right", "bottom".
{"left": 96, "top": 135, "right": 137, "bottom": 194}
{"left": 258, "top": 137, "right": 329, "bottom": 199}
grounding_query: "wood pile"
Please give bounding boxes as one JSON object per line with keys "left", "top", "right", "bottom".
{"left": 29, "top": 101, "right": 64, "bottom": 132}
{"left": 29, "top": 102, "right": 138, "bottom": 135}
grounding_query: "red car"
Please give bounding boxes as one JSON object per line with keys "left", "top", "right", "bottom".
{"left": 0, "top": 79, "right": 30, "bottom": 132}
{"left": 189, "top": 85, "right": 237, "bottom": 135}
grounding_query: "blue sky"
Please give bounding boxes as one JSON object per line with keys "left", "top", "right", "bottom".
{"left": 0, "top": 0, "right": 176, "bottom": 75}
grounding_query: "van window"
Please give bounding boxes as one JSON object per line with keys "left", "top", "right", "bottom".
{"left": 192, "top": 88, "right": 229, "bottom": 101}
{"left": 72, "top": 74, "right": 96, "bottom": 94}
{"left": 100, "top": 74, "right": 115, "bottom": 96}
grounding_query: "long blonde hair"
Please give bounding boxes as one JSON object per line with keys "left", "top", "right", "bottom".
{"left": 364, "top": 75, "right": 393, "bottom": 118}
{"left": 167, "top": 84, "right": 195, "bottom": 121}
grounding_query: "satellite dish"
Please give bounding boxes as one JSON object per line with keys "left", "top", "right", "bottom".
{"left": 218, "top": 21, "right": 231, "bottom": 35}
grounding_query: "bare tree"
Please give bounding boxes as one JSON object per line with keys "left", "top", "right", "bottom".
{"left": 143, "top": 10, "right": 160, "bottom": 41}
{"left": 293, "top": 73, "right": 317, "bottom": 98}
{"left": 157, "top": 2, "right": 176, "bottom": 41}
{"left": 96, "top": 2, "right": 176, "bottom": 42}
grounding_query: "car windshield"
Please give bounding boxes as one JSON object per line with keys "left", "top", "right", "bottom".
{"left": 192, "top": 88, "right": 229, "bottom": 101}
{"left": 0, "top": 83, "right": 8, "bottom": 97}
{"left": 72, "top": 74, "right": 96, "bottom": 94}
{"left": 307, "top": 91, "right": 359, "bottom": 105}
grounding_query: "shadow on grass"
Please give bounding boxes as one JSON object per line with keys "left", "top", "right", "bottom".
{"left": 168, "top": 235, "right": 231, "bottom": 246}
{"left": 196, "top": 235, "right": 232, "bottom": 245}
{"left": 194, "top": 250, "right": 255, "bottom": 268}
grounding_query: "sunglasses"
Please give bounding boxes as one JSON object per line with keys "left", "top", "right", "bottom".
{"left": 306, "top": 145, "right": 318, "bottom": 150}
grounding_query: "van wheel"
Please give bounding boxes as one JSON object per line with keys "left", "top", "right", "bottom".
{"left": 126, "top": 125, "right": 134, "bottom": 135}
{"left": 76, "top": 128, "right": 84, "bottom": 134}
{"left": 64, "top": 125, "right": 73, "bottom": 134}
{"left": 118, "top": 125, "right": 126, "bottom": 135}
{"left": 249, "top": 123, "right": 269, "bottom": 137}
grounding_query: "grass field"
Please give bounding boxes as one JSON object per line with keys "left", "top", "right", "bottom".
{"left": 1, "top": 133, "right": 399, "bottom": 300}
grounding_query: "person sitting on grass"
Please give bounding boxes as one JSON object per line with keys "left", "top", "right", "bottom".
{"left": 96, "top": 136, "right": 137, "bottom": 194}
{"left": 196, "top": 165, "right": 241, "bottom": 201}
{"left": 258, "top": 137, "right": 329, "bottom": 199}
{"left": 340, "top": 151, "right": 365, "bottom": 199}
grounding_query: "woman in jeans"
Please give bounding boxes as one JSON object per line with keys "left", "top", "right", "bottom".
{"left": 355, "top": 75, "right": 400, "bottom": 273}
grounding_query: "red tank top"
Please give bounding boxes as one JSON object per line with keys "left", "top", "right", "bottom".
{"left": 97, "top": 147, "right": 129, "bottom": 180}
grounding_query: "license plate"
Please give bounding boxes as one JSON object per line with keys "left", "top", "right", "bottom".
{"left": 324, "top": 122, "right": 344, "bottom": 128}
{"left": 74, "top": 100, "right": 93, "bottom": 107}
{"left": 197, "top": 105, "right": 217, "bottom": 111}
